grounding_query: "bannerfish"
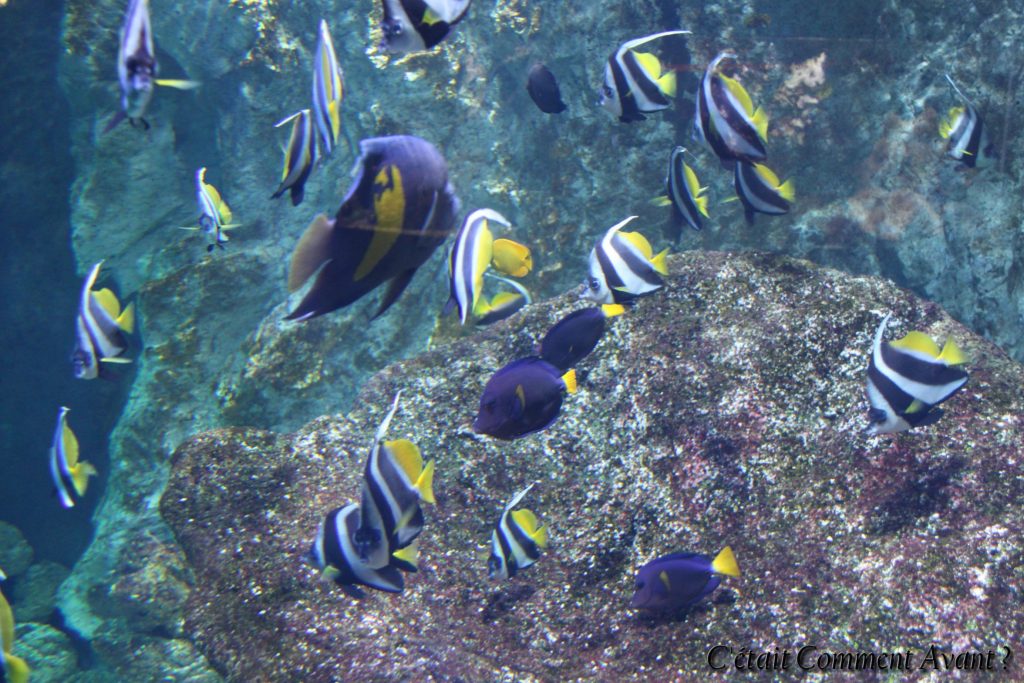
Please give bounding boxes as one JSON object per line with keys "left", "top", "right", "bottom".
{"left": 539, "top": 304, "right": 625, "bottom": 373}
{"left": 526, "top": 63, "right": 567, "bottom": 114}
{"left": 473, "top": 357, "right": 577, "bottom": 440}
{"left": 653, "top": 146, "right": 708, "bottom": 236}
{"left": 694, "top": 51, "right": 768, "bottom": 164}
{"left": 49, "top": 407, "right": 98, "bottom": 509}
{"left": 488, "top": 483, "right": 548, "bottom": 580}
{"left": 379, "top": 0, "right": 472, "bottom": 54}
{"left": 312, "top": 19, "right": 345, "bottom": 156}
{"left": 105, "top": 0, "right": 199, "bottom": 132}
{"left": 629, "top": 546, "right": 740, "bottom": 612}
{"left": 474, "top": 274, "right": 531, "bottom": 327}
{"left": 491, "top": 238, "right": 532, "bottom": 278}
{"left": 939, "top": 74, "right": 984, "bottom": 168}
{"left": 865, "top": 313, "right": 969, "bottom": 435}
{"left": 286, "top": 135, "right": 459, "bottom": 321}
{"left": 1, "top": 572, "right": 30, "bottom": 683}
{"left": 600, "top": 30, "right": 690, "bottom": 123}
{"left": 584, "top": 215, "right": 668, "bottom": 305}
{"left": 72, "top": 262, "right": 135, "bottom": 380}
{"left": 307, "top": 502, "right": 419, "bottom": 599}
{"left": 272, "top": 109, "right": 319, "bottom": 207}
{"left": 185, "top": 167, "right": 239, "bottom": 252}
{"left": 355, "top": 393, "right": 435, "bottom": 569}
{"left": 444, "top": 208, "right": 508, "bottom": 325}
{"left": 732, "top": 161, "right": 793, "bottom": 224}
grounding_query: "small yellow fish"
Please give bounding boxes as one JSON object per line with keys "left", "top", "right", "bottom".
{"left": 491, "top": 239, "right": 533, "bottom": 278}
{"left": 1, "top": 570, "right": 31, "bottom": 683}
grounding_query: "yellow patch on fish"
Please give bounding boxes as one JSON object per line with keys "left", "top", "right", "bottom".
{"left": 491, "top": 238, "right": 532, "bottom": 277}
{"left": 355, "top": 165, "right": 405, "bottom": 281}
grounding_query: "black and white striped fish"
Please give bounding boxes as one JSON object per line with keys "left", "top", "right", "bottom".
{"left": 658, "top": 146, "right": 708, "bottom": 234}
{"left": 380, "top": 0, "right": 472, "bottom": 54}
{"left": 49, "top": 407, "right": 97, "bottom": 509}
{"left": 444, "top": 209, "right": 508, "bottom": 325}
{"left": 600, "top": 30, "right": 689, "bottom": 123}
{"left": 694, "top": 52, "right": 768, "bottom": 164}
{"left": 72, "top": 262, "right": 135, "bottom": 380}
{"left": 865, "top": 314, "right": 969, "bottom": 435}
{"left": 311, "top": 19, "right": 345, "bottom": 156}
{"left": 939, "top": 74, "right": 984, "bottom": 168}
{"left": 584, "top": 216, "right": 668, "bottom": 304}
{"left": 307, "top": 502, "right": 419, "bottom": 599}
{"left": 271, "top": 109, "right": 319, "bottom": 207}
{"left": 354, "top": 393, "right": 435, "bottom": 569}
{"left": 488, "top": 483, "right": 548, "bottom": 580}
{"left": 733, "top": 161, "right": 793, "bottom": 224}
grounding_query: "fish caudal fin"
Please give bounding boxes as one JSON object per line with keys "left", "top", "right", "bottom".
{"left": 6, "top": 654, "right": 30, "bottom": 683}
{"left": 938, "top": 338, "right": 968, "bottom": 365}
{"left": 561, "top": 369, "right": 577, "bottom": 394}
{"left": 392, "top": 540, "right": 419, "bottom": 572}
{"left": 602, "top": 303, "right": 626, "bottom": 318}
{"left": 651, "top": 249, "right": 670, "bottom": 276}
{"left": 288, "top": 214, "right": 334, "bottom": 292}
{"left": 657, "top": 70, "right": 677, "bottom": 97}
{"left": 695, "top": 193, "right": 710, "bottom": 217}
{"left": 777, "top": 179, "right": 795, "bottom": 202}
{"left": 711, "top": 545, "right": 741, "bottom": 577}
{"left": 752, "top": 107, "right": 769, "bottom": 142}
{"left": 416, "top": 459, "right": 436, "bottom": 505}
{"left": 650, "top": 195, "right": 672, "bottom": 207}
{"left": 72, "top": 461, "right": 98, "bottom": 497}
{"left": 118, "top": 301, "right": 136, "bottom": 333}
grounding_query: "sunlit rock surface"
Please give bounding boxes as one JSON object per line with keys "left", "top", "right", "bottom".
{"left": 163, "top": 252, "right": 1024, "bottom": 681}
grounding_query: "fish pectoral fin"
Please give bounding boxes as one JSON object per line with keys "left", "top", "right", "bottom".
{"left": 650, "top": 195, "right": 672, "bottom": 207}
{"left": 100, "top": 356, "right": 133, "bottom": 364}
{"left": 371, "top": 269, "right": 417, "bottom": 320}
{"left": 288, "top": 214, "right": 335, "bottom": 293}
{"left": 155, "top": 78, "right": 201, "bottom": 90}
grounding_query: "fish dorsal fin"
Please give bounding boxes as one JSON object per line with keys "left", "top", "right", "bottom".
{"left": 651, "top": 249, "right": 670, "bottom": 276}
{"left": 719, "top": 73, "right": 754, "bottom": 116}
{"left": 620, "top": 231, "right": 654, "bottom": 259}
{"left": 92, "top": 288, "right": 122, "bottom": 320}
{"left": 511, "top": 508, "right": 539, "bottom": 534}
{"left": 890, "top": 331, "right": 941, "bottom": 358}
{"left": 938, "top": 338, "right": 967, "bottom": 366}
{"left": 632, "top": 51, "right": 662, "bottom": 80}
{"left": 751, "top": 106, "right": 769, "bottom": 142}
{"left": 711, "top": 545, "right": 741, "bottom": 577}
{"left": 561, "top": 369, "right": 577, "bottom": 394}
{"left": 602, "top": 303, "right": 626, "bottom": 318}
{"left": 63, "top": 422, "right": 80, "bottom": 467}
{"left": 288, "top": 214, "right": 335, "bottom": 292}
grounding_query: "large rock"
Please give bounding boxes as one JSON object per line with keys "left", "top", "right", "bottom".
{"left": 162, "top": 252, "right": 1024, "bottom": 681}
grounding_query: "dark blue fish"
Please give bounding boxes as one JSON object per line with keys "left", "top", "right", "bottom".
{"left": 286, "top": 135, "right": 459, "bottom": 321}
{"left": 526, "top": 63, "right": 566, "bottom": 114}
{"left": 629, "top": 546, "right": 740, "bottom": 611}
{"left": 473, "top": 357, "right": 576, "bottom": 440}
{"left": 539, "top": 304, "right": 625, "bottom": 372}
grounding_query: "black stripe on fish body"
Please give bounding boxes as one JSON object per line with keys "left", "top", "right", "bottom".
{"left": 608, "top": 53, "right": 645, "bottom": 123}
{"left": 621, "top": 50, "right": 670, "bottom": 112}
{"left": 494, "top": 522, "right": 519, "bottom": 578}
{"left": 399, "top": 0, "right": 463, "bottom": 49}
{"left": 508, "top": 515, "right": 541, "bottom": 562}
{"left": 734, "top": 163, "right": 790, "bottom": 220}
{"left": 668, "top": 151, "right": 703, "bottom": 231}
{"left": 708, "top": 77, "right": 767, "bottom": 162}
{"left": 321, "top": 504, "right": 406, "bottom": 593}
{"left": 867, "top": 359, "right": 918, "bottom": 416}
{"left": 951, "top": 106, "right": 982, "bottom": 167}
{"left": 595, "top": 241, "right": 629, "bottom": 297}
{"left": 367, "top": 445, "right": 423, "bottom": 535}
{"left": 697, "top": 75, "right": 736, "bottom": 161}
{"left": 878, "top": 343, "right": 968, "bottom": 398}
{"left": 610, "top": 233, "right": 664, "bottom": 288}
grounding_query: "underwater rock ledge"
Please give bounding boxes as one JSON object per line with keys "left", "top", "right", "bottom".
{"left": 163, "top": 251, "right": 1024, "bottom": 682}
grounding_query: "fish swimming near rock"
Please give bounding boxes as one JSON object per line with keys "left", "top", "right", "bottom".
{"left": 72, "top": 262, "right": 135, "bottom": 380}
{"left": 491, "top": 238, "right": 532, "bottom": 278}
{"left": 307, "top": 502, "right": 419, "bottom": 599}
{"left": 286, "top": 135, "right": 459, "bottom": 321}
{"left": 49, "top": 407, "right": 98, "bottom": 509}
{"left": 312, "top": 19, "right": 345, "bottom": 156}
{"left": 694, "top": 51, "right": 768, "bottom": 164}
{"left": 488, "top": 483, "right": 548, "bottom": 580}
{"left": 182, "top": 167, "right": 239, "bottom": 252}
{"left": 104, "top": 0, "right": 199, "bottom": 132}
{"left": 444, "top": 208, "right": 508, "bottom": 325}
{"left": 526, "top": 63, "right": 567, "bottom": 114}
{"left": 600, "top": 30, "right": 690, "bottom": 123}
{"left": 583, "top": 216, "right": 668, "bottom": 304}
{"left": 539, "top": 304, "right": 625, "bottom": 373}
{"left": 272, "top": 109, "right": 319, "bottom": 207}
{"left": 732, "top": 161, "right": 793, "bottom": 224}
{"left": 629, "top": 546, "right": 740, "bottom": 612}
{"left": 939, "top": 74, "right": 984, "bottom": 168}
{"left": 354, "top": 393, "right": 435, "bottom": 569}
{"left": 653, "top": 146, "right": 708, "bottom": 236}
{"left": 474, "top": 274, "right": 532, "bottom": 327}
{"left": 379, "top": 0, "right": 472, "bottom": 54}
{"left": 1, "top": 571, "right": 31, "bottom": 683}
{"left": 865, "top": 313, "right": 969, "bottom": 435}
{"left": 473, "top": 357, "right": 576, "bottom": 440}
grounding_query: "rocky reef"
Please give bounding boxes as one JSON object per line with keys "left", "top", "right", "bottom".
{"left": 163, "top": 252, "right": 1024, "bottom": 681}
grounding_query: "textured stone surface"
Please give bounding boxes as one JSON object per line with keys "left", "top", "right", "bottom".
{"left": 15, "top": 622, "right": 78, "bottom": 683}
{"left": 163, "top": 252, "right": 1024, "bottom": 681}
{"left": 0, "top": 521, "right": 34, "bottom": 578}
{"left": 12, "top": 561, "right": 70, "bottom": 624}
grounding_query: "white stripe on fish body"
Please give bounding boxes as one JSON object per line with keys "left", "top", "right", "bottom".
{"left": 490, "top": 483, "right": 534, "bottom": 579}
{"left": 603, "top": 216, "right": 661, "bottom": 297}
{"left": 606, "top": 30, "right": 689, "bottom": 117}
{"left": 117, "top": 0, "right": 156, "bottom": 118}
{"left": 870, "top": 315, "right": 967, "bottom": 406}
{"left": 735, "top": 163, "right": 788, "bottom": 215}
{"left": 50, "top": 407, "right": 76, "bottom": 508}
{"left": 312, "top": 19, "right": 344, "bottom": 155}
{"left": 865, "top": 374, "right": 911, "bottom": 435}
{"left": 947, "top": 107, "right": 978, "bottom": 161}
{"left": 450, "top": 209, "right": 507, "bottom": 324}
{"left": 75, "top": 263, "right": 125, "bottom": 374}
{"left": 330, "top": 504, "right": 404, "bottom": 592}
{"left": 275, "top": 110, "right": 318, "bottom": 194}
{"left": 195, "top": 168, "right": 220, "bottom": 226}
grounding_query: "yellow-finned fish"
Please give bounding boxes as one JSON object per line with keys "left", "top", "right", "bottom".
{"left": 72, "top": 262, "right": 134, "bottom": 380}
{"left": 491, "top": 238, "right": 532, "bottom": 278}
{"left": 653, "top": 146, "right": 708, "bottom": 236}
{"left": 473, "top": 274, "right": 531, "bottom": 327}
{"left": 583, "top": 216, "right": 668, "bottom": 304}
{"left": 312, "top": 19, "right": 345, "bottom": 155}
{"left": 1, "top": 569, "right": 31, "bottom": 683}
{"left": 379, "top": 0, "right": 472, "bottom": 54}
{"left": 488, "top": 483, "right": 548, "bottom": 580}
{"left": 185, "top": 167, "right": 240, "bottom": 252}
{"left": 732, "top": 161, "right": 794, "bottom": 224}
{"left": 939, "top": 74, "right": 984, "bottom": 168}
{"left": 49, "top": 407, "right": 98, "bottom": 509}
{"left": 600, "top": 31, "right": 690, "bottom": 123}
{"left": 695, "top": 51, "right": 769, "bottom": 163}
{"left": 271, "top": 109, "right": 319, "bottom": 207}
{"left": 444, "top": 209, "right": 508, "bottom": 325}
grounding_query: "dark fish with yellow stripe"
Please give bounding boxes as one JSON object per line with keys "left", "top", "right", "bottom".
{"left": 272, "top": 109, "right": 319, "bottom": 207}
{"left": 865, "top": 314, "right": 968, "bottom": 435}
{"left": 630, "top": 546, "right": 740, "bottom": 611}
{"left": 380, "top": 0, "right": 472, "bottom": 54}
{"left": 733, "top": 161, "right": 793, "bottom": 224}
{"left": 72, "top": 262, "right": 135, "bottom": 380}
{"left": 488, "top": 483, "right": 548, "bottom": 580}
{"left": 49, "top": 407, "right": 98, "bottom": 509}
{"left": 473, "top": 357, "right": 577, "bottom": 440}
{"left": 539, "top": 304, "right": 625, "bottom": 372}
{"left": 600, "top": 30, "right": 690, "bottom": 123}
{"left": 939, "top": 74, "right": 984, "bottom": 168}
{"left": 695, "top": 52, "right": 768, "bottom": 164}
{"left": 286, "top": 135, "right": 459, "bottom": 321}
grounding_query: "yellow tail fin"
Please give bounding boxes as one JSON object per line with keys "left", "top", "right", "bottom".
{"left": 416, "top": 459, "right": 436, "bottom": 505}
{"left": 651, "top": 249, "right": 670, "bottom": 276}
{"left": 657, "top": 71, "right": 677, "bottom": 97}
{"left": 601, "top": 304, "right": 626, "bottom": 318}
{"left": 938, "top": 338, "right": 968, "bottom": 366}
{"left": 72, "top": 461, "right": 98, "bottom": 497}
{"left": 752, "top": 107, "right": 769, "bottom": 142}
{"left": 777, "top": 179, "right": 795, "bottom": 202}
{"left": 392, "top": 541, "right": 419, "bottom": 569}
{"left": 155, "top": 78, "right": 201, "bottom": 90}
{"left": 561, "top": 369, "right": 577, "bottom": 394}
{"left": 711, "top": 546, "right": 741, "bottom": 577}
{"left": 118, "top": 301, "right": 136, "bottom": 334}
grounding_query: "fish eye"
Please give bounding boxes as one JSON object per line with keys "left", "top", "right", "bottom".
{"left": 484, "top": 398, "right": 497, "bottom": 414}
{"left": 384, "top": 20, "right": 403, "bottom": 38}
{"left": 601, "top": 85, "right": 613, "bottom": 98}
{"left": 588, "top": 277, "right": 600, "bottom": 291}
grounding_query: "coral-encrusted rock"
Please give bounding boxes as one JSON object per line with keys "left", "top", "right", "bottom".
{"left": 162, "top": 252, "right": 1024, "bottom": 681}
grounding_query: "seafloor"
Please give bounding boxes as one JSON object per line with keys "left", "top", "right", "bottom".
{"left": 1, "top": 0, "right": 1023, "bottom": 680}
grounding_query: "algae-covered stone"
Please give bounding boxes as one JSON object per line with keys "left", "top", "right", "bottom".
{"left": 12, "top": 561, "right": 71, "bottom": 623}
{"left": 162, "top": 252, "right": 1024, "bottom": 681}
{"left": 15, "top": 622, "right": 78, "bottom": 682}
{"left": 0, "top": 521, "right": 33, "bottom": 578}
